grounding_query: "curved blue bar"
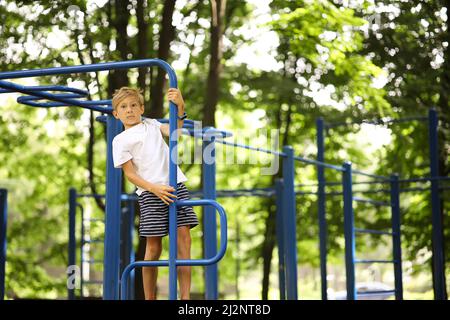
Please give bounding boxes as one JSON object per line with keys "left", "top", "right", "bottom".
{"left": 0, "top": 59, "right": 176, "bottom": 116}
{"left": 17, "top": 94, "right": 113, "bottom": 112}
{"left": 120, "top": 199, "right": 227, "bottom": 300}
{"left": 0, "top": 85, "right": 88, "bottom": 95}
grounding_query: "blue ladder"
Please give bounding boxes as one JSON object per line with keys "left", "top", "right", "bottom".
{"left": 342, "top": 163, "right": 403, "bottom": 300}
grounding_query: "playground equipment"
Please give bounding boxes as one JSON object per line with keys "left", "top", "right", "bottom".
{"left": 68, "top": 189, "right": 137, "bottom": 300}
{"left": 0, "top": 59, "right": 228, "bottom": 300}
{"left": 0, "top": 60, "right": 447, "bottom": 300}
{"left": 315, "top": 110, "right": 449, "bottom": 300}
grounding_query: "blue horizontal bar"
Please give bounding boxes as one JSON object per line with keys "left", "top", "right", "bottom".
{"left": 82, "top": 239, "right": 104, "bottom": 244}
{"left": 186, "top": 128, "right": 234, "bottom": 139}
{"left": 398, "top": 176, "right": 450, "bottom": 183}
{"left": 355, "top": 259, "right": 396, "bottom": 264}
{"left": 324, "top": 116, "right": 428, "bottom": 129}
{"left": 352, "top": 169, "right": 390, "bottom": 180}
{"left": 83, "top": 219, "right": 104, "bottom": 223}
{"left": 0, "top": 85, "right": 88, "bottom": 95}
{"left": 353, "top": 196, "right": 390, "bottom": 207}
{"left": 215, "top": 139, "right": 286, "bottom": 157}
{"left": 0, "top": 59, "right": 174, "bottom": 80}
{"left": 293, "top": 156, "right": 344, "bottom": 171}
{"left": 354, "top": 228, "right": 394, "bottom": 236}
{"left": 357, "top": 290, "right": 396, "bottom": 295}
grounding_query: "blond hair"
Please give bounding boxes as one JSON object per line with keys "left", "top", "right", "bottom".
{"left": 112, "top": 87, "right": 144, "bottom": 111}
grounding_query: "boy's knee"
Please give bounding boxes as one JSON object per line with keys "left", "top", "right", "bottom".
{"left": 146, "top": 239, "right": 162, "bottom": 260}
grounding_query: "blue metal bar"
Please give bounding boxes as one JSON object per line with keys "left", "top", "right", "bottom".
{"left": 354, "top": 259, "right": 397, "bottom": 264}
{"left": 297, "top": 179, "right": 390, "bottom": 187}
{"left": 0, "top": 85, "right": 88, "bottom": 95}
{"left": 282, "top": 146, "right": 298, "bottom": 300}
{"left": 120, "top": 199, "right": 227, "bottom": 300}
{"left": 183, "top": 128, "right": 233, "bottom": 140}
{"left": 352, "top": 169, "right": 390, "bottom": 181}
{"left": 0, "top": 59, "right": 177, "bottom": 80}
{"left": 77, "top": 194, "right": 106, "bottom": 199}
{"left": 78, "top": 203, "right": 85, "bottom": 298}
{"left": 354, "top": 228, "right": 393, "bottom": 236}
{"left": 428, "top": 109, "right": 447, "bottom": 300}
{"left": 203, "top": 135, "right": 218, "bottom": 300}
{"left": 103, "top": 115, "right": 123, "bottom": 300}
{"left": 398, "top": 176, "right": 450, "bottom": 183}
{"left": 0, "top": 189, "right": 7, "bottom": 300}
{"left": 84, "top": 218, "right": 105, "bottom": 223}
{"left": 116, "top": 199, "right": 136, "bottom": 300}
{"left": 68, "top": 188, "right": 77, "bottom": 300}
{"left": 215, "top": 139, "right": 286, "bottom": 157}
{"left": 357, "top": 290, "right": 396, "bottom": 296}
{"left": 316, "top": 117, "right": 328, "bottom": 300}
{"left": 294, "top": 155, "right": 344, "bottom": 172}
{"left": 342, "top": 162, "right": 356, "bottom": 300}
{"left": 167, "top": 67, "right": 179, "bottom": 301}
{"left": 353, "top": 196, "right": 390, "bottom": 207}
{"left": 324, "top": 116, "right": 428, "bottom": 129}
{"left": 0, "top": 80, "right": 112, "bottom": 113}
{"left": 82, "top": 239, "right": 103, "bottom": 244}
{"left": 390, "top": 174, "right": 403, "bottom": 300}
{"left": 275, "top": 179, "right": 286, "bottom": 300}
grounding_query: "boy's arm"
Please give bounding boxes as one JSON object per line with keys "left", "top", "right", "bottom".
{"left": 121, "top": 160, "right": 177, "bottom": 205}
{"left": 160, "top": 88, "right": 185, "bottom": 138}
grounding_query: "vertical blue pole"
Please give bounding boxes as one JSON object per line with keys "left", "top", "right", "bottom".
{"left": 282, "top": 146, "right": 298, "bottom": 300}
{"left": 428, "top": 109, "right": 446, "bottom": 300}
{"left": 390, "top": 174, "right": 403, "bottom": 300}
{"left": 342, "top": 162, "right": 356, "bottom": 300}
{"left": 168, "top": 81, "right": 179, "bottom": 300}
{"left": 79, "top": 204, "right": 84, "bottom": 298}
{"left": 68, "top": 188, "right": 77, "bottom": 300}
{"left": 103, "top": 115, "right": 123, "bottom": 300}
{"left": 275, "top": 179, "right": 286, "bottom": 300}
{"left": 128, "top": 199, "right": 135, "bottom": 300}
{"left": 203, "top": 133, "right": 218, "bottom": 299}
{"left": 0, "top": 189, "right": 7, "bottom": 300}
{"left": 316, "top": 117, "right": 328, "bottom": 300}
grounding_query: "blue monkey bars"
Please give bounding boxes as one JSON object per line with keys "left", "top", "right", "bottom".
{"left": 0, "top": 59, "right": 228, "bottom": 300}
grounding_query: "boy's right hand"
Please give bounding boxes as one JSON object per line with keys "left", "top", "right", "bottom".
{"left": 148, "top": 184, "right": 177, "bottom": 205}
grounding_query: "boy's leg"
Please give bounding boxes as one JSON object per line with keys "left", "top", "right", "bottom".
{"left": 143, "top": 236, "right": 162, "bottom": 300}
{"left": 177, "top": 226, "right": 192, "bottom": 300}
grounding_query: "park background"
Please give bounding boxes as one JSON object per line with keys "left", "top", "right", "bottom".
{"left": 0, "top": 0, "right": 448, "bottom": 299}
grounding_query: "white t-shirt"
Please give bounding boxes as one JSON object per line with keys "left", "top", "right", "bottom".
{"left": 112, "top": 118, "right": 187, "bottom": 195}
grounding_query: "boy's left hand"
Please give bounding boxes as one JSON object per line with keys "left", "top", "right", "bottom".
{"left": 167, "top": 88, "right": 185, "bottom": 110}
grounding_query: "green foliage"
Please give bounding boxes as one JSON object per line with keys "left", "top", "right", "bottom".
{"left": 1, "top": 0, "right": 448, "bottom": 299}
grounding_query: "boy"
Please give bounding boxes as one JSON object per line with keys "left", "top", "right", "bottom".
{"left": 111, "top": 87, "right": 198, "bottom": 300}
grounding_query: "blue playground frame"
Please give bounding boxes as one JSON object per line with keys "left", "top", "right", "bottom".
{"left": 0, "top": 59, "right": 447, "bottom": 300}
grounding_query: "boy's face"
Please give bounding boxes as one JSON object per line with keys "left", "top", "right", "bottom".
{"left": 113, "top": 95, "right": 145, "bottom": 128}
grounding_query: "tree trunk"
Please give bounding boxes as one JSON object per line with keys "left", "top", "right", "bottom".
{"left": 107, "top": 0, "right": 130, "bottom": 97}
{"left": 148, "top": 0, "right": 176, "bottom": 118}
{"left": 137, "top": 0, "right": 150, "bottom": 109}
{"left": 202, "top": 0, "right": 227, "bottom": 127}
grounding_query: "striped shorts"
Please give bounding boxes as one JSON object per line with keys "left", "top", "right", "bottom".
{"left": 137, "top": 182, "right": 199, "bottom": 237}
